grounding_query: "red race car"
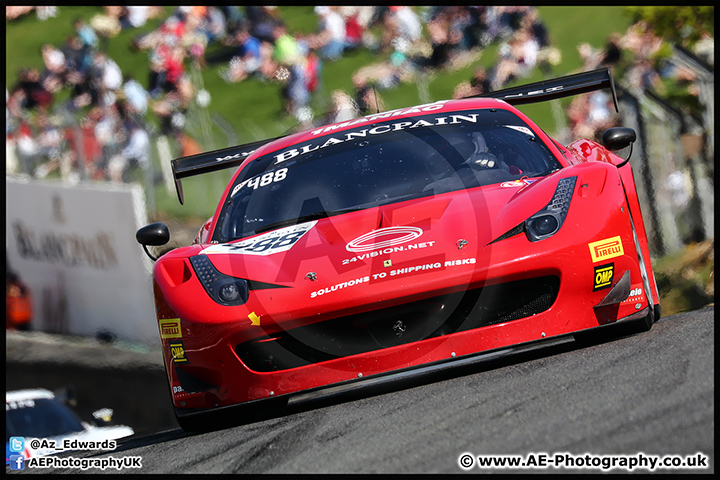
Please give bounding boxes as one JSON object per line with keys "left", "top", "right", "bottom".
{"left": 137, "top": 68, "right": 660, "bottom": 431}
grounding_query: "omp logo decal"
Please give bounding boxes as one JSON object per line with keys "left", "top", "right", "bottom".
{"left": 159, "top": 318, "right": 182, "bottom": 339}
{"left": 170, "top": 341, "right": 188, "bottom": 363}
{"left": 200, "top": 221, "right": 317, "bottom": 256}
{"left": 588, "top": 236, "right": 624, "bottom": 263}
{"left": 593, "top": 263, "right": 614, "bottom": 291}
{"left": 346, "top": 226, "right": 423, "bottom": 253}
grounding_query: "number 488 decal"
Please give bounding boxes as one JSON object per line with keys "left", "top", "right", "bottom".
{"left": 247, "top": 168, "right": 288, "bottom": 190}
{"left": 231, "top": 168, "right": 288, "bottom": 197}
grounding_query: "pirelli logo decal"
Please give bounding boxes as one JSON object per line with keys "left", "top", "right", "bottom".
{"left": 589, "top": 236, "right": 624, "bottom": 263}
{"left": 159, "top": 318, "right": 182, "bottom": 339}
{"left": 593, "top": 263, "right": 614, "bottom": 291}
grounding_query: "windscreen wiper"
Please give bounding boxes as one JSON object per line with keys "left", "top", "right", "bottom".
{"left": 253, "top": 207, "right": 362, "bottom": 234}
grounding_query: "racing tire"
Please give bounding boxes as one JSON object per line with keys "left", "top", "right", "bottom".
{"left": 653, "top": 303, "right": 662, "bottom": 323}
{"left": 620, "top": 308, "right": 654, "bottom": 335}
{"left": 623, "top": 215, "right": 656, "bottom": 335}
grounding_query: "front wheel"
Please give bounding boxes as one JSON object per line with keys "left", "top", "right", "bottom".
{"left": 621, "top": 308, "right": 654, "bottom": 335}
{"left": 625, "top": 214, "right": 657, "bottom": 334}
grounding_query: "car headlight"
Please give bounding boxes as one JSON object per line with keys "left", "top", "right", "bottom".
{"left": 525, "top": 176, "right": 576, "bottom": 242}
{"left": 189, "top": 255, "right": 249, "bottom": 306}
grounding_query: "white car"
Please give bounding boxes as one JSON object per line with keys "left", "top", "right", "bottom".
{"left": 6, "top": 388, "right": 134, "bottom": 462}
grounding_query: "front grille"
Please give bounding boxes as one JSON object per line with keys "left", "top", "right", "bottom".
{"left": 236, "top": 275, "right": 560, "bottom": 372}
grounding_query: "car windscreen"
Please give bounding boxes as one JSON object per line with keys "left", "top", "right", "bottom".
{"left": 214, "top": 109, "right": 562, "bottom": 243}
{"left": 6, "top": 398, "right": 85, "bottom": 440}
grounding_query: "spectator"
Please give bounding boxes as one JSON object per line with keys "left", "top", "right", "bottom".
{"left": 122, "top": 74, "right": 149, "bottom": 116}
{"left": 342, "top": 10, "right": 365, "bottom": 50}
{"left": 6, "top": 270, "right": 33, "bottom": 331}
{"left": 387, "top": 6, "right": 422, "bottom": 46}
{"left": 272, "top": 23, "right": 300, "bottom": 66}
{"left": 124, "top": 6, "right": 160, "bottom": 29}
{"left": 148, "top": 54, "right": 168, "bottom": 98}
{"left": 93, "top": 51, "right": 123, "bottom": 107}
{"left": 693, "top": 32, "right": 713, "bottom": 66}
{"left": 620, "top": 21, "right": 663, "bottom": 60}
{"left": 352, "top": 50, "right": 411, "bottom": 93}
{"left": 152, "top": 89, "right": 189, "bottom": 136}
{"left": 523, "top": 8, "right": 549, "bottom": 49}
{"left": 425, "top": 9, "right": 463, "bottom": 70}
{"left": 35, "top": 6, "right": 58, "bottom": 21}
{"left": 218, "top": 6, "right": 245, "bottom": 33}
{"left": 200, "top": 6, "right": 228, "bottom": 45}
{"left": 578, "top": 33, "right": 621, "bottom": 71}
{"left": 313, "top": 6, "right": 347, "bottom": 61}
{"left": 90, "top": 7, "right": 123, "bottom": 41}
{"left": 352, "top": 74, "right": 385, "bottom": 116}
{"left": 33, "top": 113, "right": 65, "bottom": 178}
{"left": 625, "top": 58, "right": 664, "bottom": 93}
{"left": 489, "top": 26, "right": 539, "bottom": 90}
{"left": 599, "top": 33, "right": 623, "bottom": 68}
{"left": 63, "top": 112, "right": 104, "bottom": 181}
{"left": 40, "top": 44, "right": 67, "bottom": 94}
{"left": 453, "top": 66, "right": 491, "bottom": 99}
{"left": 567, "top": 90, "right": 618, "bottom": 142}
{"left": 6, "top": 6, "right": 35, "bottom": 20}
{"left": 219, "top": 26, "right": 263, "bottom": 83}
{"left": 74, "top": 16, "right": 99, "bottom": 50}
{"left": 246, "top": 5, "right": 280, "bottom": 43}
{"left": 478, "top": 6, "right": 503, "bottom": 46}
{"left": 14, "top": 68, "right": 53, "bottom": 110}
{"left": 325, "top": 89, "right": 358, "bottom": 124}
{"left": 107, "top": 120, "right": 150, "bottom": 183}
{"left": 280, "top": 61, "right": 311, "bottom": 120}
{"left": 13, "top": 119, "right": 40, "bottom": 175}
{"left": 443, "top": 6, "right": 474, "bottom": 51}
{"left": 61, "top": 35, "right": 93, "bottom": 86}
{"left": 180, "top": 9, "right": 210, "bottom": 68}
{"left": 164, "top": 45, "right": 188, "bottom": 92}
{"left": 496, "top": 6, "right": 532, "bottom": 38}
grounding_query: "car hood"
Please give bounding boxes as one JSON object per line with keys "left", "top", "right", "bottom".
{"left": 195, "top": 174, "right": 563, "bottom": 285}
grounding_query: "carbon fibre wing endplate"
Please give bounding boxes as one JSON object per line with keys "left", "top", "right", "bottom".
{"left": 171, "top": 136, "right": 281, "bottom": 204}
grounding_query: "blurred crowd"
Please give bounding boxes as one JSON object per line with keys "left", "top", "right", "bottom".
{"left": 5, "top": 6, "right": 713, "bottom": 185}
{"left": 568, "top": 20, "right": 713, "bottom": 142}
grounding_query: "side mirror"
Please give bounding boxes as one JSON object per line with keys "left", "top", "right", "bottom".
{"left": 602, "top": 127, "right": 636, "bottom": 167}
{"left": 136, "top": 222, "right": 170, "bottom": 261}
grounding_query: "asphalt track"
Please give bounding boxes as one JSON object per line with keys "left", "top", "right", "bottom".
{"left": 16, "top": 306, "right": 714, "bottom": 474}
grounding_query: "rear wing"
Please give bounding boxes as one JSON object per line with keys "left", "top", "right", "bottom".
{"left": 171, "top": 136, "right": 280, "bottom": 204}
{"left": 171, "top": 68, "right": 618, "bottom": 205}
{"left": 471, "top": 67, "right": 619, "bottom": 112}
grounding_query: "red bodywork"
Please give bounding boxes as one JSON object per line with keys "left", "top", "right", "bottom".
{"left": 150, "top": 97, "right": 659, "bottom": 419}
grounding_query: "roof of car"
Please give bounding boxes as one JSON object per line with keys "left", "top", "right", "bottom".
{"left": 6, "top": 388, "right": 55, "bottom": 403}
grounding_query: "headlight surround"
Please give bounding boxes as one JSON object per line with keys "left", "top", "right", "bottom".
{"left": 189, "top": 255, "right": 249, "bottom": 306}
{"left": 525, "top": 176, "right": 576, "bottom": 242}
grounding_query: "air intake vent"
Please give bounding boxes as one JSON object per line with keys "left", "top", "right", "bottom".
{"left": 236, "top": 275, "right": 560, "bottom": 372}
